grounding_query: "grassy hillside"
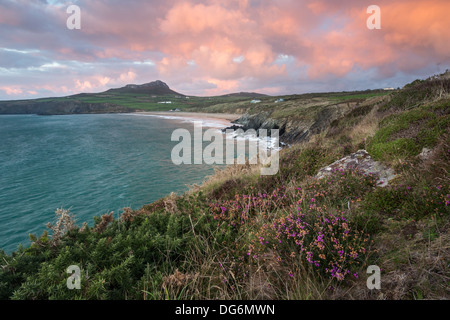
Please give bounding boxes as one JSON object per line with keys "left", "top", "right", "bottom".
{"left": 0, "top": 84, "right": 390, "bottom": 114}
{"left": 0, "top": 73, "right": 448, "bottom": 300}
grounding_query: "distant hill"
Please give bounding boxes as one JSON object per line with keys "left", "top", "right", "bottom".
{"left": 218, "top": 92, "right": 269, "bottom": 98}
{"left": 0, "top": 80, "right": 270, "bottom": 115}
{"left": 103, "top": 80, "right": 185, "bottom": 96}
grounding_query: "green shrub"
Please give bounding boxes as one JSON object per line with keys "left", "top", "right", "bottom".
{"left": 368, "top": 103, "right": 449, "bottom": 162}
{"left": 362, "top": 184, "right": 449, "bottom": 220}
{"left": 2, "top": 210, "right": 198, "bottom": 300}
{"left": 379, "top": 78, "right": 450, "bottom": 112}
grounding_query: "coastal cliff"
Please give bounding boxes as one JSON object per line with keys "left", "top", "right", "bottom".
{"left": 231, "top": 101, "right": 356, "bottom": 144}
{"left": 0, "top": 100, "right": 136, "bottom": 115}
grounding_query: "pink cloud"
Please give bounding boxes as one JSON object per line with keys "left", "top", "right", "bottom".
{"left": 1, "top": 0, "right": 449, "bottom": 99}
{"left": 302, "top": 0, "right": 450, "bottom": 77}
{"left": 0, "top": 86, "right": 23, "bottom": 95}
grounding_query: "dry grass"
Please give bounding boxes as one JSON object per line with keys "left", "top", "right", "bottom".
{"left": 158, "top": 236, "right": 246, "bottom": 300}
{"left": 326, "top": 217, "right": 449, "bottom": 300}
{"left": 418, "top": 134, "right": 450, "bottom": 185}
{"left": 188, "top": 160, "right": 262, "bottom": 196}
{"left": 93, "top": 212, "right": 114, "bottom": 234}
{"left": 160, "top": 269, "right": 201, "bottom": 299}
{"left": 348, "top": 105, "right": 380, "bottom": 146}
{"left": 375, "top": 219, "right": 449, "bottom": 300}
{"left": 244, "top": 253, "right": 330, "bottom": 300}
{"left": 45, "top": 208, "right": 77, "bottom": 245}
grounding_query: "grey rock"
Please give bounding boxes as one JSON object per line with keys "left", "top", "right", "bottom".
{"left": 316, "top": 149, "right": 396, "bottom": 187}
{"left": 418, "top": 147, "right": 433, "bottom": 160}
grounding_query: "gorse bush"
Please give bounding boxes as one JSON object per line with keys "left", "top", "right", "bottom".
{"left": 5, "top": 210, "right": 197, "bottom": 300}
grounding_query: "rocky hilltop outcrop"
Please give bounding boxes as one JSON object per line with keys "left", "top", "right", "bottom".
{"left": 105, "top": 80, "right": 183, "bottom": 96}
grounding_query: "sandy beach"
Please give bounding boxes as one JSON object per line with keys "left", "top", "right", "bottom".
{"left": 135, "top": 111, "right": 242, "bottom": 128}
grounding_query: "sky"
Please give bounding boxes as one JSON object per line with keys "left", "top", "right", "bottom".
{"left": 0, "top": 0, "right": 449, "bottom": 100}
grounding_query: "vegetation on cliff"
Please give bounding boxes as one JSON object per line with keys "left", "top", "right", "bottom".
{"left": 0, "top": 72, "right": 448, "bottom": 300}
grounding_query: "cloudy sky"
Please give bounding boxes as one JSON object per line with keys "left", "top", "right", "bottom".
{"left": 0, "top": 0, "right": 449, "bottom": 99}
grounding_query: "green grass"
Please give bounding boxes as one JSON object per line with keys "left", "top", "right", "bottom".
{"left": 367, "top": 100, "right": 449, "bottom": 161}
{"left": 1, "top": 88, "right": 396, "bottom": 116}
{"left": 328, "top": 91, "right": 391, "bottom": 101}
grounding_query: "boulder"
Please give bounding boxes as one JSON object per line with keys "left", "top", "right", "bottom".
{"left": 418, "top": 147, "right": 433, "bottom": 160}
{"left": 316, "top": 150, "right": 396, "bottom": 187}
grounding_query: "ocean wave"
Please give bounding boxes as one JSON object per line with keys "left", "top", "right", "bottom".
{"left": 122, "top": 113, "right": 280, "bottom": 150}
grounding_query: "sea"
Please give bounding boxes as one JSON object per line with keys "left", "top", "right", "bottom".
{"left": 0, "top": 113, "right": 230, "bottom": 253}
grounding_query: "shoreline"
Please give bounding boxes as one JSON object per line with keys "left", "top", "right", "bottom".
{"left": 134, "top": 111, "right": 283, "bottom": 150}
{"left": 134, "top": 111, "right": 242, "bottom": 128}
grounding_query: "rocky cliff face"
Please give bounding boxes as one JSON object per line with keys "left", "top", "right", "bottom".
{"left": 232, "top": 102, "right": 355, "bottom": 144}
{"left": 0, "top": 100, "right": 135, "bottom": 115}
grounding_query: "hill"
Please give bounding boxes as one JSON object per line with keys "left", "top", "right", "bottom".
{"left": 218, "top": 92, "right": 269, "bottom": 98}
{"left": 0, "top": 80, "right": 389, "bottom": 120}
{"left": 103, "top": 80, "right": 184, "bottom": 96}
{"left": 0, "top": 80, "right": 268, "bottom": 115}
{"left": 0, "top": 80, "right": 184, "bottom": 115}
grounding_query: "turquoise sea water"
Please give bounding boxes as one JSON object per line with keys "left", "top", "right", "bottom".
{"left": 0, "top": 114, "right": 223, "bottom": 253}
